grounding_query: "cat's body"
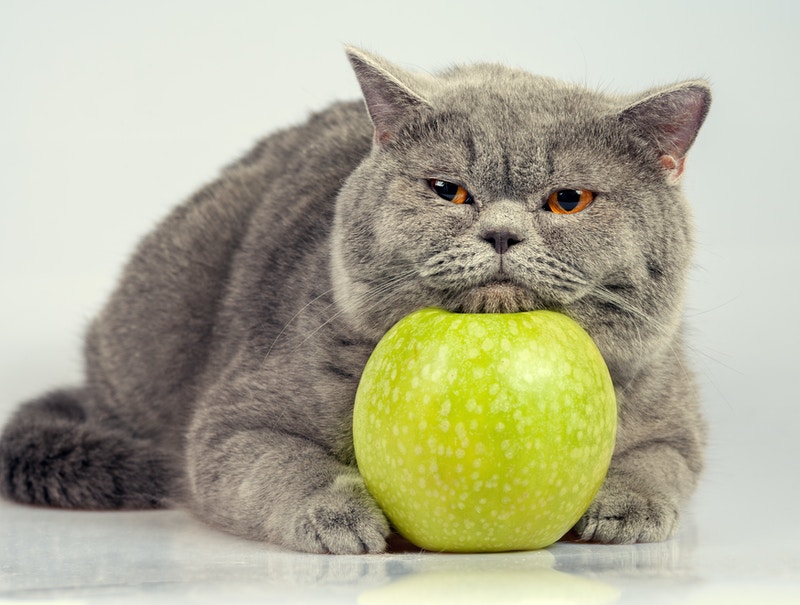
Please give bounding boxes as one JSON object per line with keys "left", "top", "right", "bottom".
{"left": 0, "top": 49, "right": 710, "bottom": 553}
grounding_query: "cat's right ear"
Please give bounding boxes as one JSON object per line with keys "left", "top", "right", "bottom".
{"left": 346, "top": 47, "right": 431, "bottom": 146}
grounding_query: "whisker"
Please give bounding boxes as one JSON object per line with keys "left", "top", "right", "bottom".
{"left": 262, "top": 287, "right": 337, "bottom": 365}
{"left": 588, "top": 284, "right": 709, "bottom": 393}
{"left": 287, "top": 269, "right": 420, "bottom": 355}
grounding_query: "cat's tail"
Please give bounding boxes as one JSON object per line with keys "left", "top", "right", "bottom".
{"left": 0, "top": 388, "right": 180, "bottom": 509}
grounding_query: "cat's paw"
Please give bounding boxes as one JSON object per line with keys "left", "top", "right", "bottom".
{"left": 573, "top": 483, "right": 680, "bottom": 544}
{"left": 290, "top": 473, "right": 390, "bottom": 554}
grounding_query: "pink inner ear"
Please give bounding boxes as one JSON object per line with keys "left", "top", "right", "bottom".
{"left": 369, "top": 101, "right": 396, "bottom": 144}
{"left": 660, "top": 155, "right": 686, "bottom": 181}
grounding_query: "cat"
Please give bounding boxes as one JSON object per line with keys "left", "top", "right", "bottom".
{"left": 0, "top": 47, "right": 710, "bottom": 554}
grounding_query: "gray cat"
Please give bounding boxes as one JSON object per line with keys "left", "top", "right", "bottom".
{"left": 0, "top": 48, "right": 710, "bottom": 554}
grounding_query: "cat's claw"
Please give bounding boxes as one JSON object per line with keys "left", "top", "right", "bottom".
{"left": 573, "top": 484, "right": 680, "bottom": 544}
{"left": 290, "top": 474, "right": 390, "bottom": 554}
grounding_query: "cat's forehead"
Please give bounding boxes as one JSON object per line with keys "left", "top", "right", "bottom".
{"left": 433, "top": 64, "right": 619, "bottom": 120}
{"left": 408, "top": 67, "right": 622, "bottom": 196}
{"left": 424, "top": 64, "right": 623, "bottom": 163}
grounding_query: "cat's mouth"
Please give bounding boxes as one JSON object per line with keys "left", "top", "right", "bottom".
{"left": 453, "top": 280, "right": 538, "bottom": 314}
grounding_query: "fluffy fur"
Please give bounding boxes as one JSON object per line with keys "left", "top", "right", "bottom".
{"left": 0, "top": 48, "right": 710, "bottom": 553}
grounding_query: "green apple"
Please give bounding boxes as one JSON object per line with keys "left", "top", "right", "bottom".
{"left": 353, "top": 308, "right": 616, "bottom": 552}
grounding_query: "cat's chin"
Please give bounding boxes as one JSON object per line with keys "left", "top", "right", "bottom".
{"left": 453, "top": 282, "right": 537, "bottom": 314}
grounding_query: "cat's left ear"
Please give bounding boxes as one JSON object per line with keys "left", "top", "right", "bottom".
{"left": 346, "top": 46, "right": 432, "bottom": 146}
{"left": 620, "top": 82, "right": 711, "bottom": 183}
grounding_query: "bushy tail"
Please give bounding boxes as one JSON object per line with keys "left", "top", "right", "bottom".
{"left": 0, "top": 389, "right": 179, "bottom": 509}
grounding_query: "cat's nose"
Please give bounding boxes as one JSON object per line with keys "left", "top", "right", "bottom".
{"left": 482, "top": 230, "right": 522, "bottom": 255}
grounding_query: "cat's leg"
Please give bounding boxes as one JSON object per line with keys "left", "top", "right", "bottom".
{"left": 0, "top": 388, "right": 180, "bottom": 509}
{"left": 572, "top": 356, "right": 704, "bottom": 544}
{"left": 187, "top": 399, "right": 390, "bottom": 554}
{"left": 572, "top": 443, "right": 695, "bottom": 543}
{"left": 560, "top": 367, "right": 702, "bottom": 541}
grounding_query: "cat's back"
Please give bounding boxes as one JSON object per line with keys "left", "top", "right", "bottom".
{"left": 231, "top": 100, "right": 372, "bottom": 182}
{"left": 219, "top": 100, "right": 373, "bottom": 275}
{"left": 85, "top": 100, "right": 372, "bottom": 434}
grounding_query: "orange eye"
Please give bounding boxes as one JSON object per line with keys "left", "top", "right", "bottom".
{"left": 429, "top": 179, "right": 474, "bottom": 204}
{"left": 546, "top": 189, "right": 595, "bottom": 214}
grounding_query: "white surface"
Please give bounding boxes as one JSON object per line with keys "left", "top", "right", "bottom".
{"left": 2, "top": 1, "right": 800, "bottom": 603}
{"left": 2, "top": 502, "right": 799, "bottom": 604}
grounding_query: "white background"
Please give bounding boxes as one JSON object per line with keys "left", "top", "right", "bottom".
{"left": 2, "top": 0, "right": 799, "bottom": 581}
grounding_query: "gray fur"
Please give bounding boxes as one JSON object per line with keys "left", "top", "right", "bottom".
{"left": 0, "top": 48, "right": 710, "bottom": 553}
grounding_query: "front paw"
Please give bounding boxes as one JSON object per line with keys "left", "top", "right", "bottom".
{"left": 573, "top": 483, "right": 680, "bottom": 544}
{"left": 290, "top": 473, "right": 390, "bottom": 554}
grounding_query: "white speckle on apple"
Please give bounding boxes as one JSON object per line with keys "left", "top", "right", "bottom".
{"left": 468, "top": 322, "right": 488, "bottom": 338}
{"left": 455, "top": 422, "right": 468, "bottom": 445}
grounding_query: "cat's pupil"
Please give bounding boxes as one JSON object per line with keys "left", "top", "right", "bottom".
{"left": 432, "top": 180, "right": 459, "bottom": 201}
{"left": 429, "top": 179, "right": 472, "bottom": 204}
{"left": 557, "top": 190, "right": 581, "bottom": 211}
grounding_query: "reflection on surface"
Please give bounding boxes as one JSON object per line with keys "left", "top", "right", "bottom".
{"left": 552, "top": 536, "right": 689, "bottom": 575}
{"left": 554, "top": 520, "right": 698, "bottom": 575}
{"left": 5, "top": 502, "right": 787, "bottom": 605}
{"left": 357, "top": 554, "right": 620, "bottom": 605}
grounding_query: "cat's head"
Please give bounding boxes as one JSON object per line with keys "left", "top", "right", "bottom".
{"left": 331, "top": 48, "right": 710, "bottom": 376}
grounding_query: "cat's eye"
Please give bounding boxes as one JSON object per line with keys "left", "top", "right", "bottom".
{"left": 428, "top": 179, "right": 474, "bottom": 205}
{"left": 545, "top": 189, "right": 596, "bottom": 214}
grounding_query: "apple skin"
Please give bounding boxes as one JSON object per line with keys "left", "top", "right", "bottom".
{"left": 353, "top": 308, "right": 617, "bottom": 552}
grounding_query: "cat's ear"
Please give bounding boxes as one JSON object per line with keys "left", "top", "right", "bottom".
{"left": 345, "top": 46, "right": 432, "bottom": 146}
{"left": 620, "top": 82, "right": 711, "bottom": 183}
